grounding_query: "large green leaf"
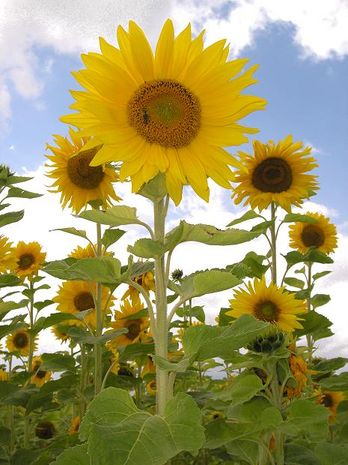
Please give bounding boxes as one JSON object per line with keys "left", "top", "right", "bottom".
{"left": 80, "top": 387, "right": 204, "bottom": 465}
{"left": 78, "top": 205, "right": 139, "bottom": 226}
{"left": 216, "top": 374, "right": 263, "bottom": 404}
{"left": 282, "top": 400, "right": 329, "bottom": 439}
{"left": 53, "top": 444, "right": 90, "bottom": 465}
{"left": 294, "top": 311, "right": 333, "bottom": 340}
{"left": 0, "top": 210, "right": 24, "bottom": 227}
{"left": 314, "top": 443, "right": 348, "bottom": 465}
{"left": 319, "top": 372, "right": 348, "bottom": 391}
{"left": 285, "top": 444, "right": 321, "bottom": 465}
{"left": 7, "top": 187, "right": 41, "bottom": 199}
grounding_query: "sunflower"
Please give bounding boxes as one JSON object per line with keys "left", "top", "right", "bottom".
{"left": 61, "top": 19, "right": 266, "bottom": 205}
{"left": 6, "top": 328, "right": 36, "bottom": 356}
{"left": 69, "top": 243, "right": 113, "bottom": 259}
{"left": 146, "top": 379, "right": 157, "bottom": 396}
{"left": 46, "top": 128, "right": 121, "bottom": 213}
{"left": 35, "top": 421, "right": 56, "bottom": 440}
{"left": 108, "top": 298, "right": 149, "bottom": 348}
{"left": 53, "top": 280, "right": 113, "bottom": 328}
{"left": 289, "top": 212, "right": 337, "bottom": 254}
{"left": 30, "top": 356, "right": 52, "bottom": 387}
{"left": 208, "top": 411, "right": 225, "bottom": 421}
{"left": 0, "top": 236, "right": 14, "bottom": 273}
{"left": 0, "top": 369, "right": 9, "bottom": 381}
{"left": 122, "top": 271, "right": 155, "bottom": 302}
{"left": 9, "top": 241, "right": 46, "bottom": 279}
{"left": 232, "top": 135, "right": 318, "bottom": 211}
{"left": 317, "top": 390, "right": 345, "bottom": 422}
{"left": 69, "top": 416, "right": 81, "bottom": 435}
{"left": 227, "top": 278, "right": 306, "bottom": 332}
{"left": 51, "top": 324, "right": 71, "bottom": 342}
{"left": 286, "top": 354, "right": 309, "bottom": 398}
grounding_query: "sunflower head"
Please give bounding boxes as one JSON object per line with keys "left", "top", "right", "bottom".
{"left": 232, "top": 135, "right": 318, "bottom": 211}
{"left": 61, "top": 19, "right": 266, "bottom": 205}
{"left": 6, "top": 328, "right": 35, "bottom": 356}
{"left": 0, "top": 236, "right": 15, "bottom": 273}
{"left": 109, "top": 298, "right": 149, "bottom": 348}
{"left": 30, "top": 356, "right": 52, "bottom": 387}
{"left": 227, "top": 278, "right": 306, "bottom": 332}
{"left": 69, "top": 416, "right": 81, "bottom": 435}
{"left": 289, "top": 212, "right": 338, "bottom": 254}
{"left": 248, "top": 328, "right": 286, "bottom": 353}
{"left": 122, "top": 271, "right": 155, "bottom": 302}
{"left": 317, "top": 390, "right": 345, "bottom": 422}
{"left": 171, "top": 269, "right": 184, "bottom": 281}
{"left": 0, "top": 368, "right": 9, "bottom": 381}
{"left": 46, "top": 128, "right": 121, "bottom": 213}
{"left": 9, "top": 241, "right": 46, "bottom": 279}
{"left": 35, "top": 421, "right": 56, "bottom": 440}
{"left": 286, "top": 353, "right": 309, "bottom": 398}
{"left": 146, "top": 379, "right": 157, "bottom": 396}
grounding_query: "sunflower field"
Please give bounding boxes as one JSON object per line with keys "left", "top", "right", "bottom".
{"left": 0, "top": 19, "right": 347, "bottom": 465}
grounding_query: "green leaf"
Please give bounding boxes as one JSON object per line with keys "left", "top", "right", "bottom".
{"left": 311, "top": 294, "right": 330, "bottom": 308}
{"left": 0, "top": 299, "right": 27, "bottom": 315}
{"left": 284, "top": 277, "right": 305, "bottom": 289}
{"left": 52, "top": 444, "right": 90, "bottom": 465}
{"left": 282, "top": 400, "right": 329, "bottom": 439}
{"left": 216, "top": 374, "right": 263, "bottom": 405}
{"left": 101, "top": 228, "right": 126, "bottom": 249}
{"left": 250, "top": 220, "right": 273, "bottom": 233}
{"left": 0, "top": 210, "right": 24, "bottom": 227}
{"left": 314, "top": 443, "right": 348, "bottom": 465}
{"left": 294, "top": 311, "right": 333, "bottom": 340}
{"left": 283, "top": 251, "right": 306, "bottom": 266}
{"left": 52, "top": 227, "right": 88, "bottom": 240}
{"left": 177, "top": 269, "right": 241, "bottom": 300}
{"left": 5, "top": 175, "right": 32, "bottom": 185}
{"left": 40, "top": 375, "right": 79, "bottom": 394}
{"left": 226, "top": 210, "right": 261, "bottom": 227}
{"left": 7, "top": 187, "right": 41, "bottom": 199}
{"left": 128, "top": 238, "right": 166, "bottom": 258}
{"left": 0, "top": 427, "right": 11, "bottom": 446}
{"left": 285, "top": 444, "right": 321, "bottom": 465}
{"left": 33, "top": 313, "right": 79, "bottom": 333}
{"left": 304, "top": 249, "right": 334, "bottom": 264}
{"left": 80, "top": 387, "right": 205, "bottom": 465}
{"left": 319, "top": 372, "right": 348, "bottom": 391}
{"left": 78, "top": 205, "right": 139, "bottom": 227}
{"left": 227, "top": 252, "right": 269, "bottom": 279}
{"left": 41, "top": 353, "right": 76, "bottom": 372}
{"left": 283, "top": 213, "right": 318, "bottom": 223}
{"left": 67, "top": 328, "right": 127, "bottom": 345}
{"left": 313, "top": 270, "right": 331, "bottom": 280}
{"left": 138, "top": 173, "right": 167, "bottom": 201}
{"left": 313, "top": 357, "right": 348, "bottom": 374}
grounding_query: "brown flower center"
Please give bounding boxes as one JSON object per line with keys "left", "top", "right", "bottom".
{"left": 13, "top": 332, "right": 29, "bottom": 348}
{"left": 128, "top": 79, "right": 201, "bottom": 148}
{"left": 126, "top": 320, "right": 141, "bottom": 340}
{"left": 35, "top": 421, "right": 56, "bottom": 440}
{"left": 74, "top": 292, "right": 95, "bottom": 312}
{"left": 254, "top": 300, "right": 279, "bottom": 322}
{"left": 18, "top": 253, "right": 35, "bottom": 270}
{"left": 252, "top": 157, "right": 293, "bottom": 193}
{"left": 67, "top": 148, "right": 104, "bottom": 189}
{"left": 301, "top": 224, "right": 325, "bottom": 248}
{"left": 322, "top": 394, "right": 334, "bottom": 408}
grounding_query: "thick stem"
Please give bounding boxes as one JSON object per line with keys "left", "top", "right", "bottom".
{"left": 79, "top": 344, "right": 87, "bottom": 417}
{"left": 306, "top": 262, "right": 314, "bottom": 363}
{"left": 268, "top": 363, "right": 284, "bottom": 465}
{"left": 24, "top": 280, "right": 35, "bottom": 448}
{"left": 94, "top": 222, "right": 103, "bottom": 396}
{"left": 270, "top": 203, "right": 277, "bottom": 285}
{"left": 153, "top": 197, "right": 169, "bottom": 416}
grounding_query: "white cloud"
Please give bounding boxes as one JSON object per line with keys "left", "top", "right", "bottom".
{"left": 3, "top": 165, "right": 348, "bottom": 360}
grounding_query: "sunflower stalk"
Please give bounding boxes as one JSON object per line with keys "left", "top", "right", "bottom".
{"left": 94, "top": 220, "right": 103, "bottom": 396}
{"left": 268, "top": 362, "right": 285, "bottom": 465}
{"left": 305, "top": 261, "right": 314, "bottom": 363}
{"left": 270, "top": 203, "right": 278, "bottom": 284}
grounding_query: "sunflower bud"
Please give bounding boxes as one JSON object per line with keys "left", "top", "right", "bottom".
{"left": 171, "top": 269, "right": 184, "bottom": 281}
{"left": 248, "top": 329, "right": 285, "bottom": 353}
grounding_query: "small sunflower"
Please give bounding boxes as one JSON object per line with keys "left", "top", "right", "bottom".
{"left": 35, "top": 421, "right": 56, "bottom": 440}
{"left": 146, "top": 379, "right": 157, "bottom": 396}
{"left": 317, "top": 390, "right": 345, "bottom": 422}
{"left": 46, "top": 128, "right": 121, "bottom": 213}
{"left": 9, "top": 241, "right": 46, "bottom": 279}
{"left": 53, "top": 280, "right": 113, "bottom": 328}
{"left": 69, "top": 416, "right": 81, "bottom": 435}
{"left": 61, "top": 20, "right": 266, "bottom": 205}
{"left": 109, "top": 298, "right": 149, "bottom": 348}
{"left": 69, "top": 243, "right": 113, "bottom": 259}
{"left": 208, "top": 411, "right": 225, "bottom": 421}
{"left": 51, "top": 324, "right": 71, "bottom": 342}
{"left": 0, "top": 369, "right": 9, "bottom": 381}
{"left": 232, "top": 135, "right": 318, "bottom": 211}
{"left": 289, "top": 212, "right": 337, "bottom": 254}
{"left": 30, "top": 356, "right": 52, "bottom": 387}
{"left": 122, "top": 271, "right": 155, "bottom": 302}
{"left": 286, "top": 354, "right": 309, "bottom": 398}
{"left": 6, "top": 328, "right": 36, "bottom": 356}
{"left": 227, "top": 278, "right": 306, "bottom": 332}
{"left": 0, "top": 236, "right": 14, "bottom": 273}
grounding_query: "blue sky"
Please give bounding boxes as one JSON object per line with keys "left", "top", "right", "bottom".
{"left": 1, "top": 1, "right": 347, "bottom": 220}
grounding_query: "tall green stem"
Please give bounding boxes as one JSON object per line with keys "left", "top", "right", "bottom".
{"left": 306, "top": 262, "right": 314, "bottom": 363}
{"left": 269, "top": 363, "right": 284, "bottom": 465}
{"left": 24, "top": 279, "right": 35, "bottom": 448}
{"left": 270, "top": 203, "right": 277, "bottom": 284}
{"left": 153, "top": 197, "right": 169, "bottom": 416}
{"left": 94, "top": 221, "right": 103, "bottom": 396}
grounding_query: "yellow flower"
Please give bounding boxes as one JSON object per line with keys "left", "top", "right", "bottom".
{"left": 68, "top": 243, "right": 113, "bottom": 259}
{"left": 286, "top": 353, "right": 309, "bottom": 398}
{"left": 317, "top": 390, "right": 345, "bottom": 422}
{"left": 9, "top": 241, "right": 46, "bottom": 279}
{"left": 0, "top": 236, "right": 14, "bottom": 273}
{"left": 69, "top": 416, "right": 80, "bottom": 435}
{"left": 232, "top": 135, "right": 318, "bottom": 211}
{"left": 51, "top": 324, "right": 71, "bottom": 342}
{"left": 61, "top": 19, "right": 266, "bottom": 205}
{"left": 146, "top": 379, "right": 157, "bottom": 396}
{"left": 53, "top": 280, "right": 113, "bottom": 328}
{"left": 122, "top": 271, "right": 155, "bottom": 302}
{"left": 227, "top": 278, "right": 306, "bottom": 332}
{"left": 109, "top": 298, "right": 149, "bottom": 348}
{"left": 30, "top": 356, "right": 52, "bottom": 387}
{"left": 289, "top": 212, "right": 337, "bottom": 254}
{"left": 0, "top": 368, "right": 9, "bottom": 381}
{"left": 46, "top": 128, "right": 121, "bottom": 213}
{"left": 6, "top": 329, "right": 36, "bottom": 356}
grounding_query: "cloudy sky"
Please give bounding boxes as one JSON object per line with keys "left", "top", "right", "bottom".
{"left": 1, "top": 0, "right": 347, "bottom": 358}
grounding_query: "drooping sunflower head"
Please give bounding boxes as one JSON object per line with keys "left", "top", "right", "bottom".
{"left": 227, "top": 278, "right": 306, "bottom": 332}
{"left": 122, "top": 271, "right": 155, "bottom": 302}
{"left": 286, "top": 353, "right": 309, "bottom": 399}
{"left": 232, "top": 135, "right": 318, "bottom": 211}
{"left": 289, "top": 212, "right": 338, "bottom": 254}
{"left": 69, "top": 416, "right": 81, "bottom": 435}
{"left": 9, "top": 241, "right": 46, "bottom": 279}
{"left": 53, "top": 280, "right": 113, "bottom": 328}
{"left": 35, "top": 421, "right": 56, "bottom": 440}
{"left": 46, "top": 128, "right": 121, "bottom": 213}
{"left": 0, "top": 235, "right": 15, "bottom": 273}
{"left": 61, "top": 19, "right": 266, "bottom": 204}
{"left": 317, "top": 390, "right": 345, "bottom": 422}
{"left": 109, "top": 298, "right": 149, "bottom": 348}
{"left": 6, "top": 328, "right": 35, "bottom": 356}
{"left": 30, "top": 356, "right": 52, "bottom": 387}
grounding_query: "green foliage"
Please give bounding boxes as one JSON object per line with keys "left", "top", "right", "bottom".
{"left": 282, "top": 400, "right": 329, "bottom": 439}
{"left": 294, "top": 311, "right": 333, "bottom": 340}
{"left": 78, "top": 205, "right": 140, "bottom": 226}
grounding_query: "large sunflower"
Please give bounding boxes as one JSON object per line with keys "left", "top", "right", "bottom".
{"left": 227, "top": 278, "right": 306, "bottom": 332}
{"left": 6, "top": 328, "right": 36, "bottom": 356}
{"left": 46, "top": 128, "right": 121, "bottom": 213}
{"left": 289, "top": 212, "right": 337, "bottom": 254}
{"left": 109, "top": 298, "right": 149, "bottom": 348}
{"left": 30, "top": 356, "right": 52, "bottom": 387}
{"left": 232, "top": 135, "right": 318, "bottom": 211}
{"left": 53, "top": 280, "right": 113, "bottom": 328}
{"left": 61, "top": 20, "right": 266, "bottom": 204}
{"left": 9, "top": 241, "right": 46, "bottom": 279}
{"left": 0, "top": 236, "right": 14, "bottom": 273}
